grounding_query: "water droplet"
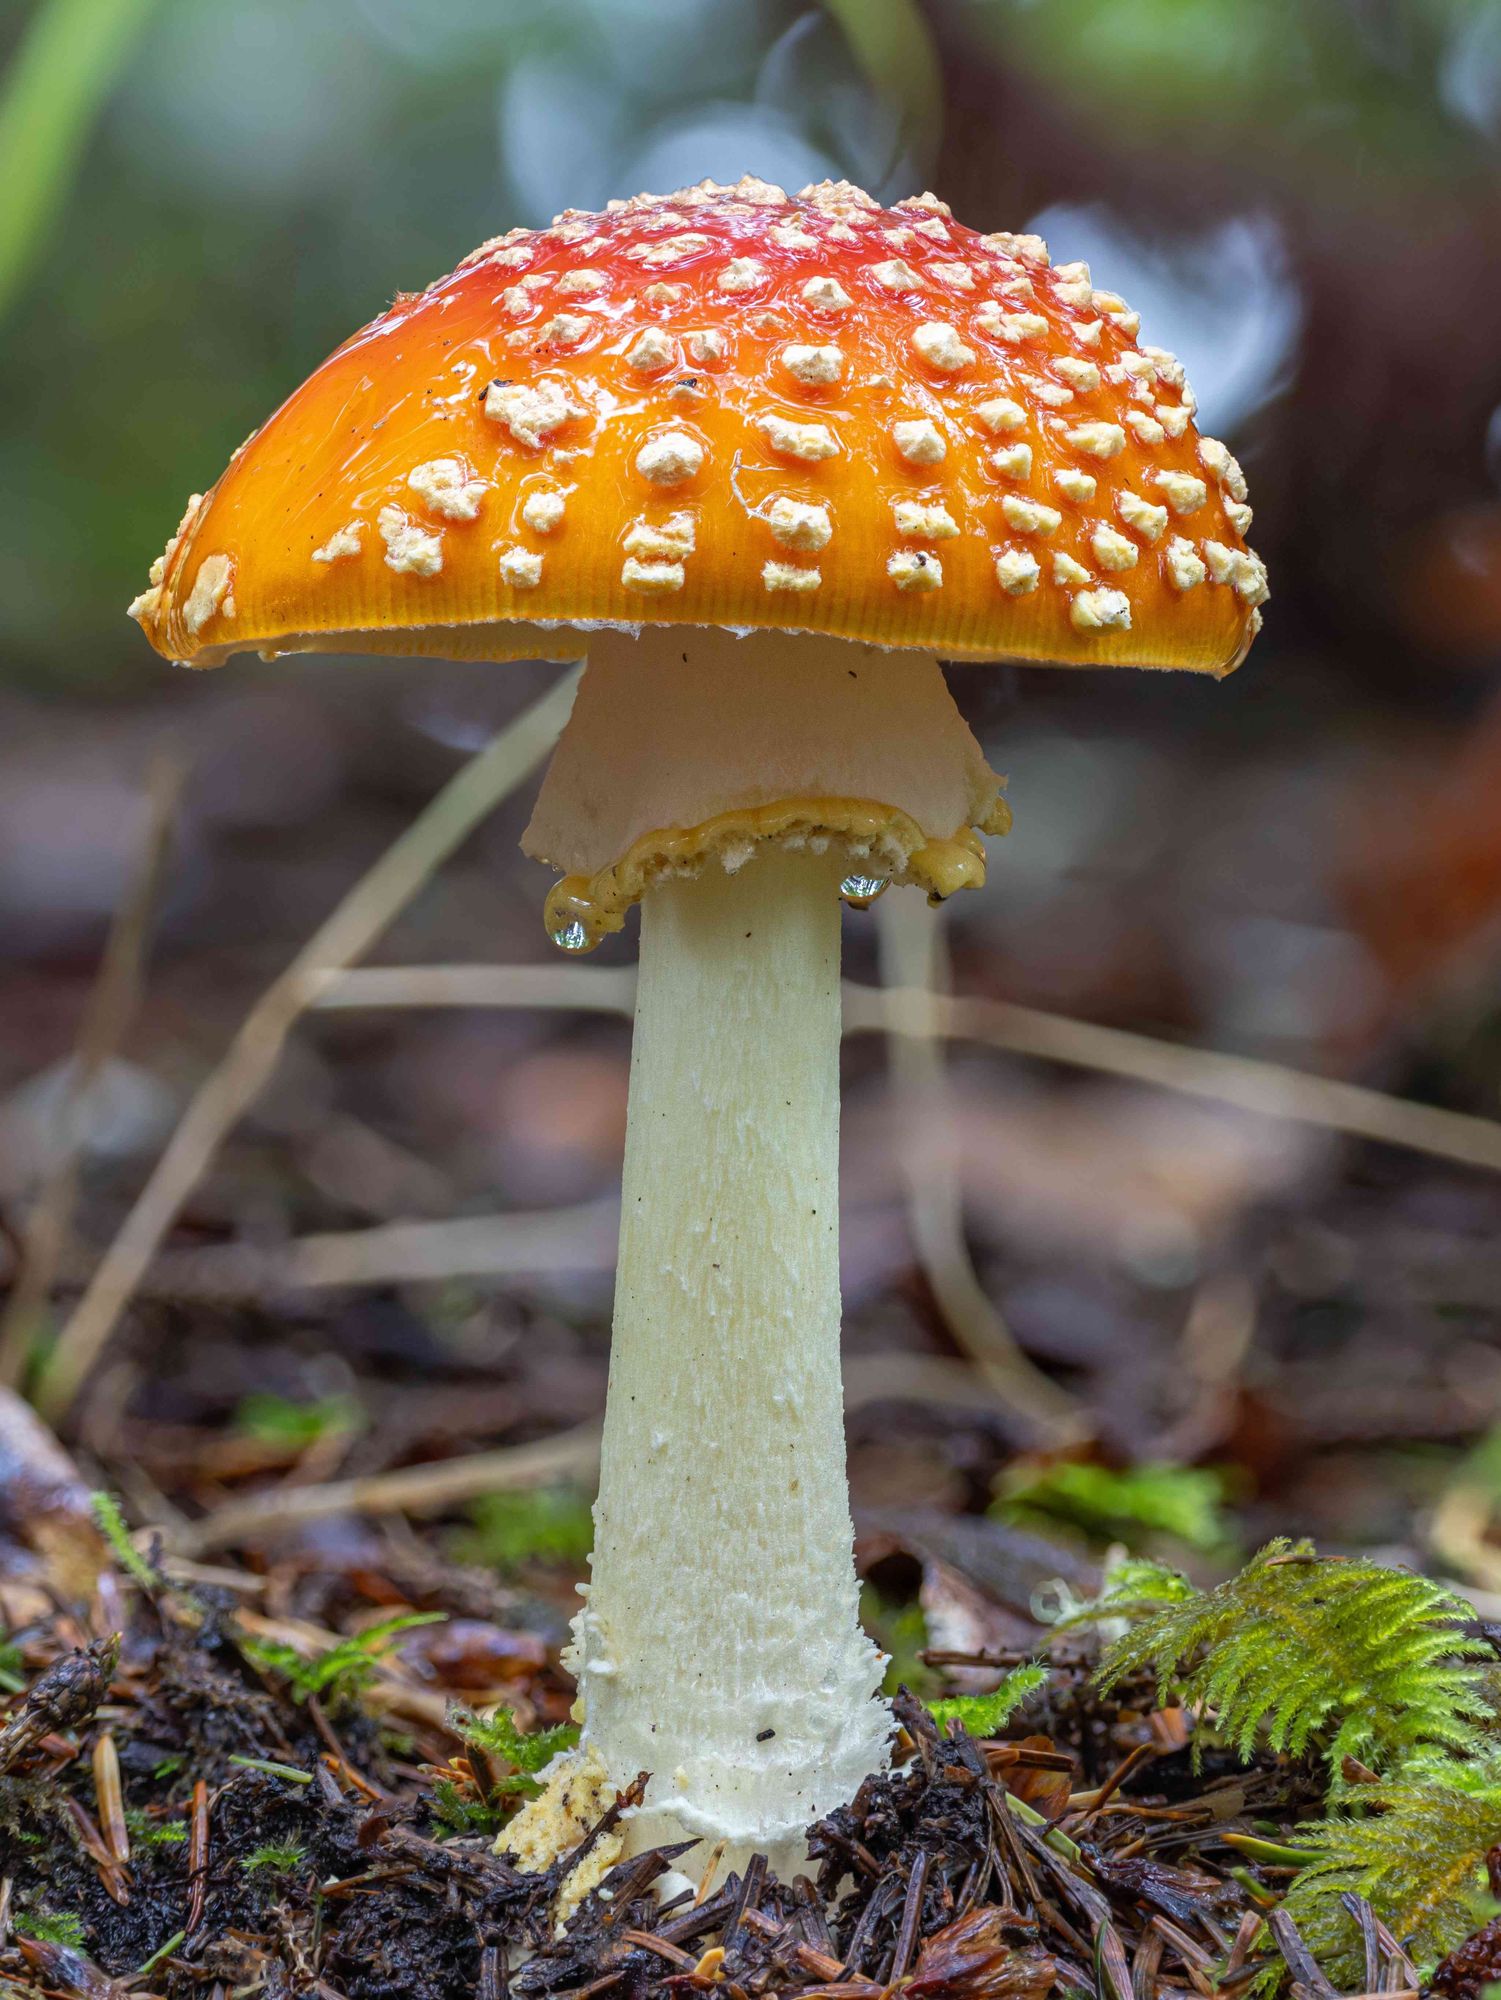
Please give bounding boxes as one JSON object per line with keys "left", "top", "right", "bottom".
{"left": 550, "top": 917, "right": 589, "bottom": 951}
{"left": 840, "top": 873, "right": 889, "bottom": 906}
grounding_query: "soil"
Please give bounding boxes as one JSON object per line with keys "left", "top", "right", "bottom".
{"left": 0, "top": 1529, "right": 1391, "bottom": 2000}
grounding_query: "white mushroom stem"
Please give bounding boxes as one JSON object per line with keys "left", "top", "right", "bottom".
{"left": 575, "top": 847, "right": 887, "bottom": 1876}
{"left": 522, "top": 627, "right": 1004, "bottom": 1876}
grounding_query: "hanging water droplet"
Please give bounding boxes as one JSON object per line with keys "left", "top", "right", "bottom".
{"left": 550, "top": 917, "right": 589, "bottom": 952}
{"left": 840, "top": 873, "right": 889, "bottom": 906}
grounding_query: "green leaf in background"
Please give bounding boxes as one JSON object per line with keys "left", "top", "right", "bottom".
{"left": 860, "top": 1586, "right": 939, "bottom": 1699}
{"left": 820, "top": 0, "right": 942, "bottom": 180}
{"left": 234, "top": 1391, "right": 365, "bottom": 1451}
{"left": 0, "top": 0, "right": 162, "bottom": 327}
{"left": 953, "top": 0, "right": 1493, "bottom": 184}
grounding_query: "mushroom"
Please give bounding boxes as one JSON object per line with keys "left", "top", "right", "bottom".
{"left": 128, "top": 177, "right": 1264, "bottom": 1881}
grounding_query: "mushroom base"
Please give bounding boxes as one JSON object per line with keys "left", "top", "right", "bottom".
{"left": 524, "top": 626, "right": 1007, "bottom": 951}
{"left": 571, "top": 848, "right": 893, "bottom": 1881}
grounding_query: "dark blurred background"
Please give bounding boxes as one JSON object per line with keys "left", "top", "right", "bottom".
{"left": 3, "top": 0, "right": 1501, "bottom": 1581}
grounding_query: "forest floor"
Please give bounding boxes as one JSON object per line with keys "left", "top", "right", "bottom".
{"left": 0, "top": 1500, "right": 1400, "bottom": 2000}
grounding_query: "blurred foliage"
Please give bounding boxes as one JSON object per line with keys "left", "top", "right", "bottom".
{"left": 955, "top": 0, "right": 1501, "bottom": 183}
{"left": 0, "top": 0, "right": 159, "bottom": 326}
{"left": 457, "top": 1483, "right": 596, "bottom": 1572}
{"left": 1455, "top": 1423, "right": 1501, "bottom": 1496}
{"left": 820, "top": 0, "right": 940, "bottom": 176}
{"left": 860, "top": 1584, "right": 940, "bottom": 1698}
{"left": 993, "top": 1458, "right": 1234, "bottom": 1553}
{"left": 234, "top": 1390, "right": 366, "bottom": 1449}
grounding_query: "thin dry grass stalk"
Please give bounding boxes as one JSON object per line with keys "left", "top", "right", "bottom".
{"left": 317, "top": 962, "right": 1501, "bottom": 1175}
{"left": 36, "top": 716, "right": 1501, "bottom": 1425}
{"left": 144, "top": 1199, "right": 619, "bottom": 1298}
{"left": 317, "top": 962, "right": 638, "bottom": 1015}
{"left": 0, "top": 748, "right": 184, "bottom": 1389}
{"left": 875, "top": 893, "right": 1085, "bottom": 1446}
{"left": 867, "top": 987, "right": 1501, "bottom": 1178}
{"left": 33, "top": 668, "right": 583, "bottom": 1422}
{"left": 161, "top": 1419, "right": 603, "bottom": 1556}
{"left": 151, "top": 1353, "right": 1007, "bottom": 1555}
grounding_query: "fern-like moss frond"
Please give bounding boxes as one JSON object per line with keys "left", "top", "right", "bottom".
{"left": 1276, "top": 1776, "right": 1501, "bottom": 1984}
{"left": 446, "top": 1702, "right": 579, "bottom": 1789}
{"left": 928, "top": 1664, "right": 1048, "bottom": 1737}
{"left": 1097, "top": 1539, "right": 1489, "bottom": 1779}
{"left": 13, "top": 1907, "right": 87, "bottom": 1948}
{"left": 239, "top": 1611, "right": 443, "bottom": 1707}
{"left": 1046, "top": 1556, "right": 1199, "bottom": 1632}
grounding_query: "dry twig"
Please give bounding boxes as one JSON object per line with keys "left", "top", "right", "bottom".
{"left": 317, "top": 962, "right": 637, "bottom": 1016}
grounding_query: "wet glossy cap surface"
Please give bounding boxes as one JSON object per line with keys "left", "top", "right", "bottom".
{"left": 130, "top": 177, "right": 1265, "bottom": 674}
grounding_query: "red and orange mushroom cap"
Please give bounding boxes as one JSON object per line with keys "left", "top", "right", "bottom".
{"left": 129, "top": 177, "right": 1265, "bottom": 675}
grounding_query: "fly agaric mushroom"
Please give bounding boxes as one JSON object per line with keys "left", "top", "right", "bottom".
{"left": 129, "top": 176, "right": 1265, "bottom": 1881}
